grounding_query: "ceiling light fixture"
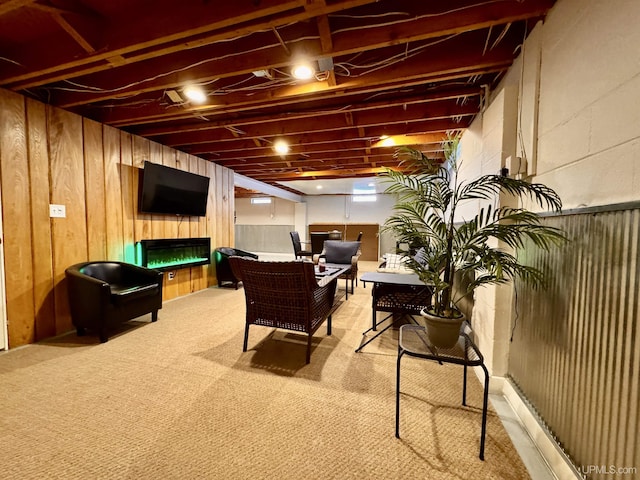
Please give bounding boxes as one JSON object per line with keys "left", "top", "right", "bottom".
{"left": 291, "top": 63, "right": 315, "bottom": 80}
{"left": 252, "top": 69, "right": 273, "bottom": 79}
{"left": 274, "top": 140, "right": 290, "bottom": 155}
{"left": 165, "top": 89, "right": 183, "bottom": 103}
{"left": 183, "top": 85, "right": 207, "bottom": 103}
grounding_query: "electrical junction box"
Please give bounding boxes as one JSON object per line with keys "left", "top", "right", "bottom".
{"left": 505, "top": 156, "right": 527, "bottom": 176}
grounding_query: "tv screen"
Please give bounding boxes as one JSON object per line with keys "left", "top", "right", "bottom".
{"left": 139, "top": 161, "right": 210, "bottom": 216}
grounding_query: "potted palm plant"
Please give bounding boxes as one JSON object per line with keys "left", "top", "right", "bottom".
{"left": 382, "top": 133, "right": 565, "bottom": 348}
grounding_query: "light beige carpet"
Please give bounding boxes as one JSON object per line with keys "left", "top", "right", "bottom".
{"left": 0, "top": 267, "right": 530, "bottom": 479}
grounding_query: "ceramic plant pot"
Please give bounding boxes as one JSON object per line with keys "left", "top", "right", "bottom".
{"left": 420, "top": 308, "right": 465, "bottom": 349}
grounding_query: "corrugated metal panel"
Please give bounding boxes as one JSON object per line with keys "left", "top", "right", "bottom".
{"left": 509, "top": 207, "right": 640, "bottom": 479}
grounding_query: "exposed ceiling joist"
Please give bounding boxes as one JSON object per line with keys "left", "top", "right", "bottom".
{"left": 0, "top": 0, "right": 556, "bottom": 195}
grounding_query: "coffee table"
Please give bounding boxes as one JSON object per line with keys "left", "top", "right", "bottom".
{"left": 316, "top": 263, "right": 353, "bottom": 299}
{"left": 314, "top": 265, "right": 349, "bottom": 289}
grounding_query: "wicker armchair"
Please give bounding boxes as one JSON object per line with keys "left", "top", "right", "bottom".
{"left": 229, "top": 257, "right": 338, "bottom": 363}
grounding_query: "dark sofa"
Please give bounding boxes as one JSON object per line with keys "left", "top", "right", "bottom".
{"left": 65, "top": 261, "right": 164, "bottom": 343}
{"left": 214, "top": 247, "right": 259, "bottom": 288}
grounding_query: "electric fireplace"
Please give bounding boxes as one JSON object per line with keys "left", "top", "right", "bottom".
{"left": 137, "top": 238, "right": 211, "bottom": 271}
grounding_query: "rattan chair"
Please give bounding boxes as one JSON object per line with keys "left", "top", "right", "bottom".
{"left": 229, "top": 256, "right": 338, "bottom": 363}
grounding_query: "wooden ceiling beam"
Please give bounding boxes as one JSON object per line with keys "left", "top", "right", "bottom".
{"left": 154, "top": 99, "right": 477, "bottom": 146}
{"left": 48, "top": 16, "right": 515, "bottom": 109}
{"left": 248, "top": 167, "right": 391, "bottom": 179}
{"left": 2, "top": 0, "right": 379, "bottom": 89}
{"left": 182, "top": 123, "right": 452, "bottom": 156}
{"left": 135, "top": 86, "right": 479, "bottom": 137}
{"left": 0, "top": 0, "right": 35, "bottom": 16}
{"left": 190, "top": 131, "right": 446, "bottom": 156}
{"left": 112, "top": 82, "right": 481, "bottom": 132}
{"left": 51, "top": 12, "right": 95, "bottom": 53}
{"left": 161, "top": 118, "right": 465, "bottom": 151}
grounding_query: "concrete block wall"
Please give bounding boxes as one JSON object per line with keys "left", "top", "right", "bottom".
{"left": 459, "top": 0, "right": 640, "bottom": 378}
{"left": 535, "top": 0, "right": 640, "bottom": 209}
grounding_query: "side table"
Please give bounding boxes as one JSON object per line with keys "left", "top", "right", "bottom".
{"left": 395, "top": 323, "right": 490, "bottom": 460}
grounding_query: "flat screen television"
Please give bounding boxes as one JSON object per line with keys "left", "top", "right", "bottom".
{"left": 139, "top": 161, "right": 210, "bottom": 216}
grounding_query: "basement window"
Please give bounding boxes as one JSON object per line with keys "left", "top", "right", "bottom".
{"left": 251, "top": 197, "right": 272, "bottom": 205}
{"left": 352, "top": 194, "right": 377, "bottom": 203}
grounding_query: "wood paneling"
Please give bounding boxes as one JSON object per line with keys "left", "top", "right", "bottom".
{"left": 120, "top": 131, "right": 135, "bottom": 264}
{"left": 83, "top": 118, "right": 107, "bottom": 260}
{"left": 309, "top": 223, "right": 379, "bottom": 261}
{"left": 0, "top": 89, "right": 235, "bottom": 348}
{"left": 207, "top": 161, "right": 218, "bottom": 286}
{"left": 48, "top": 106, "right": 87, "bottom": 335}
{"left": 132, "top": 135, "right": 151, "bottom": 242}
{"left": 104, "top": 125, "right": 124, "bottom": 261}
{"left": 27, "top": 98, "right": 55, "bottom": 341}
{"left": 0, "top": 89, "right": 34, "bottom": 346}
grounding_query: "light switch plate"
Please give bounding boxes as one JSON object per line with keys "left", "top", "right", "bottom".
{"left": 49, "top": 204, "right": 66, "bottom": 218}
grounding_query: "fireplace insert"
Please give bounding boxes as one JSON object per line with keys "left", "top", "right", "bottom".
{"left": 137, "top": 238, "right": 211, "bottom": 271}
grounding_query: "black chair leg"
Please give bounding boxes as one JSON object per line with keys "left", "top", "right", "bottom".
{"left": 243, "top": 324, "right": 250, "bottom": 352}
{"left": 395, "top": 349, "right": 404, "bottom": 437}
{"left": 151, "top": 310, "right": 158, "bottom": 322}
{"left": 99, "top": 329, "right": 108, "bottom": 343}
{"left": 306, "top": 335, "right": 312, "bottom": 364}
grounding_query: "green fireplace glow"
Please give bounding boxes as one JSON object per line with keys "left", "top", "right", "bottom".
{"left": 137, "top": 238, "right": 211, "bottom": 271}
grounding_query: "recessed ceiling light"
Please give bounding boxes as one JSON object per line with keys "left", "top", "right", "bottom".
{"left": 316, "top": 185, "right": 323, "bottom": 190}
{"left": 291, "top": 63, "right": 315, "bottom": 80}
{"left": 183, "top": 85, "right": 207, "bottom": 103}
{"left": 274, "top": 140, "right": 290, "bottom": 155}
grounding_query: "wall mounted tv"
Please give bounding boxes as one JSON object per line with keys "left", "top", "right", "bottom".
{"left": 139, "top": 161, "right": 210, "bottom": 217}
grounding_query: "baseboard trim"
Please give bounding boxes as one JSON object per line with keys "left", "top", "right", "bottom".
{"left": 501, "top": 379, "right": 581, "bottom": 480}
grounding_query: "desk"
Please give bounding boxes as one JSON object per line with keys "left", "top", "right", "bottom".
{"left": 357, "top": 271, "right": 432, "bottom": 352}
{"left": 396, "top": 324, "right": 489, "bottom": 460}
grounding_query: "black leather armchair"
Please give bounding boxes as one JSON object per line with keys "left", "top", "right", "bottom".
{"left": 214, "top": 247, "right": 259, "bottom": 288}
{"left": 65, "top": 261, "right": 164, "bottom": 343}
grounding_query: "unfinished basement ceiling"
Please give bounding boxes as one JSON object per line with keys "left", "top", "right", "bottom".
{"left": 0, "top": 0, "right": 556, "bottom": 195}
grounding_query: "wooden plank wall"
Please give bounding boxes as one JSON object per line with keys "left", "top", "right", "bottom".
{"left": 0, "top": 89, "right": 235, "bottom": 348}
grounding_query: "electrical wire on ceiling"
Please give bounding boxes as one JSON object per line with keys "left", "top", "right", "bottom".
{"left": 330, "top": 0, "right": 508, "bottom": 35}
{"left": 335, "top": 34, "right": 460, "bottom": 78}
{"left": 34, "top": 0, "right": 512, "bottom": 97}
{"left": 0, "top": 56, "right": 23, "bottom": 66}
{"left": 92, "top": 98, "right": 159, "bottom": 108}
{"left": 225, "top": 125, "right": 247, "bottom": 136}
{"left": 45, "top": 34, "right": 319, "bottom": 94}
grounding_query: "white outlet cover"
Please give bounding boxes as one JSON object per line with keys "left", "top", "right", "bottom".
{"left": 49, "top": 204, "right": 66, "bottom": 218}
